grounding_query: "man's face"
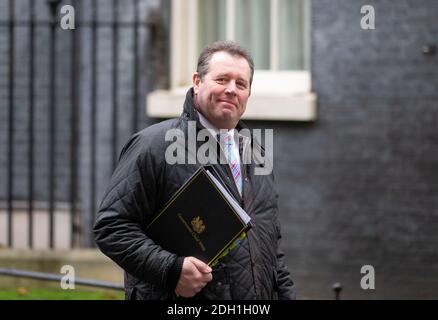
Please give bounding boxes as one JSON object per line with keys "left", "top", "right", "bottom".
{"left": 193, "top": 51, "right": 251, "bottom": 130}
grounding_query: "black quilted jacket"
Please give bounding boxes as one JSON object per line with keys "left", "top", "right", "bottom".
{"left": 93, "top": 88, "right": 296, "bottom": 300}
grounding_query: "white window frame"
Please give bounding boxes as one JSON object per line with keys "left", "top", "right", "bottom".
{"left": 147, "top": 0, "right": 317, "bottom": 121}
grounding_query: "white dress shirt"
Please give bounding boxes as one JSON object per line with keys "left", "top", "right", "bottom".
{"left": 196, "top": 110, "right": 241, "bottom": 165}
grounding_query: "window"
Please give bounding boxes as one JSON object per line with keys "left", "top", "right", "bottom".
{"left": 198, "top": 0, "right": 309, "bottom": 71}
{"left": 147, "top": 0, "right": 317, "bottom": 121}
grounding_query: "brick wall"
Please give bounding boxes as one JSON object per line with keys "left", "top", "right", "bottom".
{"left": 268, "top": 0, "right": 438, "bottom": 299}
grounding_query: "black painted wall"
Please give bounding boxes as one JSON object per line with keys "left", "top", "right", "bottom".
{"left": 271, "top": 0, "right": 438, "bottom": 299}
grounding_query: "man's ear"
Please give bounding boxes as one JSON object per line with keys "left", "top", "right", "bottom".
{"left": 192, "top": 73, "right": 201, "bottom": 94}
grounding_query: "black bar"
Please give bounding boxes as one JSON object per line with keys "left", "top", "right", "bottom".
{"left": 0, "top": 268, "right": 124, "bottom": 291}
{"left": 89, "top": 0, "right": 98, "bottom": 247}
{"left": 132, "top": 0, "right": 139, "bottom": 134}
{"left": 48, "top": 0, "right": 60, "bottom": 249}
{"left": 7, "top": 0, "right": 15, "bottom": 248}
{"left": 28, "top": 0, "right": 36, "bottom": 248}
{"left": 112, "top": 0, "right": 119, "bottom": 171}
{"left": 70, "top": 0, "right": 80, "bottom": 248}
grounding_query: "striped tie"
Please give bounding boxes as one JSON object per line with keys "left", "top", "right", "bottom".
{"left": 220, "top": 132, "right": 243, "bottom": 196}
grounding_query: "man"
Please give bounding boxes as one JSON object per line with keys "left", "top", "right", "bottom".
{"left": 94, "top": 41, "right": 296, "bottom": 300}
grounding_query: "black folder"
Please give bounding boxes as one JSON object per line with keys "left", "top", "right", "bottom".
{"left": 146, "top": 166, "right": 251, "bottom": 266}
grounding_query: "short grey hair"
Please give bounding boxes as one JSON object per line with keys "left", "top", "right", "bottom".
{"left": 196, "top": 40, "right": 255, "bottom": 86}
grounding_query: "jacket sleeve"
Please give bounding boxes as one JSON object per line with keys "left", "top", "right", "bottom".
{"left": 272, "top": 182, "right": 297, "bottom": 300}
{"left": 276, "top": 225, "right": 297, "bottom": 300}
{"left": 93, "top": 132, "right": 181, "bottom": 289}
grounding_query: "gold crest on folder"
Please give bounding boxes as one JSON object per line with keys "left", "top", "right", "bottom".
{"left": 191, "top": 216, "right": 205, "bottom": 234}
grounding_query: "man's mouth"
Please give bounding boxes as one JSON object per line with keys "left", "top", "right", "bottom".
{"left": 217, "top": 99, "right": 236, "bottom": 108}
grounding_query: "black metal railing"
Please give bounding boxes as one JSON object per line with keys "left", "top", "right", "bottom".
{"left": 0, "top": 0, "right": 158, "bottom": 248}
{"left": 0, "top": 268, "right": 124, "bottom": 291}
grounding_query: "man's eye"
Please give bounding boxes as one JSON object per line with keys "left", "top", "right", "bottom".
{"left": 237, "top": 82, "right": 247, "bottom": 89}
{"left": 216, "top": 78, "right": 226, "bottom": 84}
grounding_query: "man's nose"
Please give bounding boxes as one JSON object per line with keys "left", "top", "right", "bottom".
{"left": 224, "top": 81, "right": 237, "bottom": 95}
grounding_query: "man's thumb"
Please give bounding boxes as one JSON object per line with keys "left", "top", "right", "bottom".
{"left": 189, "top": 257, "right": 212, "bottom": 273}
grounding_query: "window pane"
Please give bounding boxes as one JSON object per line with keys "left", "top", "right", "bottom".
{"left": 236, "top": 0, "right": 270, "bottom": 69}
{"left": 279, "top": 0, "right": 309, "bottom": 70}
{"left": 198, "top": 0, "right": 226, "bottom": 54}
{"left": 196, "top": 0, "right": 309, "bottom": 71}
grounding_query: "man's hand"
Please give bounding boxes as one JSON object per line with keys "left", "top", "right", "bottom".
{"left": 175, "top": 257, "right": 213, "bottom": 298}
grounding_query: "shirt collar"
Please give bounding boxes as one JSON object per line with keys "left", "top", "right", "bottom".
{"left": 196, "top": 110, "right": 235, "bottom": 141}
